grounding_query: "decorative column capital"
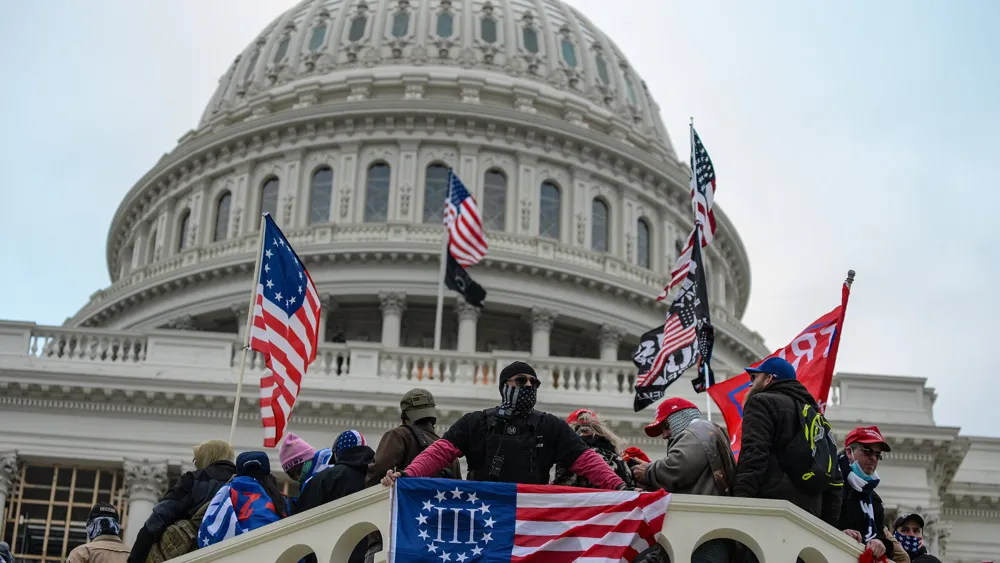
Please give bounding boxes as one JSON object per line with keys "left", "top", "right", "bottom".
{"left": 378, "top": 291, "right": 407, "bottom": 316}
{"left": 598, "top": 324, "right": 625, "bottom": 349}
{"left": 456, "top": 299, "right": 481, "bottom": 322}
{"left": 167, "top": 315, "right": 196, "bottom": 331}
{"left": 0, "top": 452, "right": 19, "bottom": 498}
{"left": 123, "top": 459, "right": 169, "bottom": 503}
{"left": 529, "top": 307, "right": 557, "bottom": 332}
{"left": 320, "top": 294, "right": 338, "bottom": 311}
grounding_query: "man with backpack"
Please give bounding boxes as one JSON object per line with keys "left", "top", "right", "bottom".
{"left": 365, "top": 388, "right": 460, "bottom": 487}
{"left": 732, "top": 357, "right": 843, "bottom": 527}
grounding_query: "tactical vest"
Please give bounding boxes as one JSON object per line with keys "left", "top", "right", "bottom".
{"left": 466, "top": 409, "right": 551, "bottom": 485}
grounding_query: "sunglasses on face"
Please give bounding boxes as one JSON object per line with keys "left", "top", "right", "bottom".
{"left": 748, "top": 372, "right": 770, "bottom": 383}
{"left": 512, "top": 375, "right": 540, "bottom": 387}
{"left": 860, "top": 447, "right": 883, "bottom": 460}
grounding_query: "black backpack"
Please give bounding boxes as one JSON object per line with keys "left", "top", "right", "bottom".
{"left": 780, "top": 402, "right": 843, "bottom": 495}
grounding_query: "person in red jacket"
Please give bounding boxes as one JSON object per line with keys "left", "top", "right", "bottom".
{"left": 382, "top": 361, "right": 625, "bottom": 489}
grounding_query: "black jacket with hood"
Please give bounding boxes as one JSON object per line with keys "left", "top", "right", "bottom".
{"left": 732, "top": 379, "right": 842, "bottom": 527}
{"left": 127, "top": 460, "right": 236, "bottom": 563}
{"left": 296, "top": 445, "right": 376, "bottom": 512}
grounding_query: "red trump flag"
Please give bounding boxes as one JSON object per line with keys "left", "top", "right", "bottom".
{"left": 709, "top": 274, "right": 852, "bottom": 459}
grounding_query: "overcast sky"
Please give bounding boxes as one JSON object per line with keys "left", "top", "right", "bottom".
{"left": 1, "top": 1, "right": 996, "bottom": 436}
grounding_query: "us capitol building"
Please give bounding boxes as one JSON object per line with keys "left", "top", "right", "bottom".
{"left": 0, "top": 0, "right": 996, "bottom": 561}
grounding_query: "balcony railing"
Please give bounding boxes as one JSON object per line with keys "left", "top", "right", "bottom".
{"left": 167, "top": 486, "right": 862, "bottom": 563}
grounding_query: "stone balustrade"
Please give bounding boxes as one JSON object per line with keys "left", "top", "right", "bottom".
{"left": 167, "top": 485, "right": 862, "bottom": 563}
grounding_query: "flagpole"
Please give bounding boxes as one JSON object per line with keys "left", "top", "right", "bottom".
{"left": 433, "top": 171, "right": 455, "bottom": 351}
{"left": 690, "top": 118, "right": 712, "bottom": 421}
{"left": 228, "top": 213, "right": 269, "bottom": 446}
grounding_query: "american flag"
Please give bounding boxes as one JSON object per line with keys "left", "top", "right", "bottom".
{"left": 656, "top": 228, "right": 695, "bottom": 301}
{"left": 690, "top": 127, "right": 717, "bottom": 245}
{"left": 389, "top": 477, "right": 670, "bottom": 563}
{"left": 445, "top": 170, "right": 487, "bottom": 267}
{"left": 249, "top": 214, "right": 321, "bottom": 447}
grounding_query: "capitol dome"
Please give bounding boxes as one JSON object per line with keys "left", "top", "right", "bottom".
{"left": 73, "top": 0, "right": 764, "bottom": 378}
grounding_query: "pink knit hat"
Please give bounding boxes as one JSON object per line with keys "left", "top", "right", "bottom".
{"left": 278, "top": 432, "right": 316, "bottom": 472}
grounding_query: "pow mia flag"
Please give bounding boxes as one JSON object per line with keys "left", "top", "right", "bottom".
{"left": 445, "top": 251, "right": 486, "bottom": 308}
{"left": 632, "top": 226, "right": 715, "bottom": 411}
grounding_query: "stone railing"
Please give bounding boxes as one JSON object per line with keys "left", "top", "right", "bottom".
{"left": 0, "top": 322, "right": 713, "bottom": 412}
{"left": 168, "top": 485, "right": 862, "bottom": 563}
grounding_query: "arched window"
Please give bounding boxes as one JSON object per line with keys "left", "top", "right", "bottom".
{"left": 364, "top": 163, "right": 391, "bottom": 222}
{"left": 483, "top": 169, "right": 506, "bottom": 230}
{"left": 523, "top": 27, "right": 539, "bottom": 53}
{"left": 348, "top": 15, "right": 367, "bottom": 42}
{"left": 539, "top": 182, "right": 561, "bottom": 239}
{"left": 625, "top": 74, "right": 638, "bottom": 106}
{"left": 121, "top": 244, "right": 134, "bottom": 275}
{"left": 177, "top": 209, "right": 191, "bottom": 252}
{"left": 147, "top": 228, "right": 158, "bottom": 262}
{"left": 273, "top": 34, "right": 291, "bottom": 63}
{"left": 214, "top": 192, "right": 231, "bottom": 242}
{"left": 259, "top": 178, "right": 279, "bottom": 224}
{"left": 591, "top": 198, "right": 609, "bottom": 252}
{"left": 561, "top": 39, "right": 577, "bottom": 68}
{"left": 309, "top": 167, "right": 334, "bottom": 225}
{"left": 437, "top": 12, "right": 454, "bottom": 38}
{"left": 637, "top": 218, "right": 651, "bottom": 269}
{"left": 595, "top": 53, "right": 610, "bottom": 85}
{"left": 481, "top": 17, "right": 497, "bottom": 43}
{"left": 308, "top": 23, "right": 328, "bottom": 51}
{"left": 392, "top": 11, "right": 410, "bottom": 37}
{"left": 243, "top": 48, "right": 260, "bottom": 82}
{"left": 423, "top": 164, "right": 450, "bottom": 223}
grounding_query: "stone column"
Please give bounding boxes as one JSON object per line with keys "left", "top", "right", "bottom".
{"left": 123, "top": 459, "right": 168, "bottom": 547}
{"left": 231, "top": 304, "right": 248, "bottom": 343}
{"left": 0, "top": 452, "right": 18, "bottom": 521}
{"left": 529, "top": 308, "right": 557, "bottom": 358}
{"left": 378, "top": 292, "right": 407, "bottom": 348}
{"left": 455, "top": 300, "right": 481, "bottom": 353}
{"left": 598, "top": 324, "right": 624, "bottom": 362}
{"left": 318, "top": 295, "right": 336, "bottom": 343}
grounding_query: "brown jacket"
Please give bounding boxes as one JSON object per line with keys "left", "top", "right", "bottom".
{"left": 365, "top": 422, "right": 462, "bottom": 487}
{"left": 67, "top": 535, "right": 130, "bottom": 563}
{"left": 647, "top": 419, "right": 736, "bottom": 496}
{"left": 885, "top": 527, "right": 911, "bottom": 563}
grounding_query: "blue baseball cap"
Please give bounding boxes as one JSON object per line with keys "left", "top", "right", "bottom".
{"left": 745, "top": 357, "right": 797, "bottom": 381}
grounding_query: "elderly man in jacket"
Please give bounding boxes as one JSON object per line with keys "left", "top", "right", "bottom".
{"left": 732, "top": 357, "right": 842, "bottom": 526}
{"left": 632, "top": 398, "right": 737, "bottom": 563}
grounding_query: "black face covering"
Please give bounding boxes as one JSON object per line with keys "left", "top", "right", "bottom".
{"left": 500, "top": 384, "right": 537, "bottom": 416}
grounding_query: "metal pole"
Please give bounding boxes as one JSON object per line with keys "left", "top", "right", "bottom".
{"left": 433, "top": 171, "right": 455, "bottom": 351}
{"left": 228, "top": 213, "right": 268, "bottom": 446}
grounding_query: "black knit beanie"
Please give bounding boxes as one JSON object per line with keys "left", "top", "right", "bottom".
{"left": 498, "top": 361, "right": 538, "bottom": 390}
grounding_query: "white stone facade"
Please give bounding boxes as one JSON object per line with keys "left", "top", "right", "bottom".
{"left": 0, "top": 0, "right": 997, "bottom": 561}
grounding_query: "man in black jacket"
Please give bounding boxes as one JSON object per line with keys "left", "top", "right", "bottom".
{"left": 838, "top": 426, "right": 893, "bottom": 560}
{"left": 128, "top": 440, "right": 236, "bottom": 563}
{"left": 732, "top": 357, "right": 842, "bottom": 527}
{"left": 297, "top": 430, "right": 376, "bottom": 563}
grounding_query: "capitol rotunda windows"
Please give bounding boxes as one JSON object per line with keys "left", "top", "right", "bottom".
{"left": 560, "top": 37, "right": 577, "bottom": 69}
{"left": 436, "top": 11, "right": 454, "bottom": 39}
{"left": 539, "top": 181, "right": 561, "bottom": 240}
{"left": 482, "top": 169, "right": 506, "bottom": 230}
{"left": 595, "top": 51, "right": 610, "bottom": 86}
{"left": 637, "top": 218, "right": 651, "bottom": 269}
{"left": 522, "top": 25, "right": 539, "bottom": 54}
{"left": 213, "top": 191, "right": 232, "bottom": 242}
{"left": 591, "top": 198, "right": 609, "bottom": 252}
{"left": 423, "top": 164, "right": 450, "bottom": 223}
{"left": 364, "top": 162, "right": 391, "bottom": 222}
{"left": 259, "top": 177, "right": 279, "bottom": 224}
{"left": 273, "top": 33, "right": 291, "bottom": 64}
{"left": 308, "top": 21, "right": 328, "bottom": 51}
{"left": 480, "top": 16, "right": 497, "bottom": 44}
{"left": 176, "top": 209, "right": 191, "bottom": 252}
{"left": 309, "top": 167, "right": 334, "bottom": 225}
{"left": 348, "top": 14, "right": 367, "bottom": 42}
{"left": 391, "top": 10, "right": 410, "bottom": 38}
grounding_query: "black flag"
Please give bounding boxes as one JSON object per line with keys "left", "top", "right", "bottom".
{"left": 445, "top": 251, "right": 486, "bottom": 308}
{"left": 632, "top": 227, "right": 715, "bottom": 411}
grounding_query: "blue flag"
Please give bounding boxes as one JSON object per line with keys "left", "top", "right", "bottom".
{"left": 198, "top": 476, "right": 283, "bottom": 548}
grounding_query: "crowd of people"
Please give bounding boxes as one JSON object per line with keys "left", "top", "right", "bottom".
{"left": 52, "top": 359, "right": 942, "bottom": 563}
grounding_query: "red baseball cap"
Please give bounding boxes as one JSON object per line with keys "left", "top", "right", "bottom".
{"left": 566, "top": 409, "right": 598, "bottom": 425}
{"left": 644, "top": 398, "right": 698, "bottom": 437}
{"left": 622, "top": 446, "right": 651, "bottom": 464}
{"left": 844, "top": 425, "right": 891, "bottom": 452}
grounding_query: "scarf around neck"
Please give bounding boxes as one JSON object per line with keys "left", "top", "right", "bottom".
{"left": 86, "top": 517, "right": 121, "bottom": 541}
{"left": 845, "top": 461, "right": 880, "bottom": 542}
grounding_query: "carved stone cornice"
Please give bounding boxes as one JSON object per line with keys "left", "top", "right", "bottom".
{"left": 123, "top": 459, "right": 169, "bottom": 502}
{"left": 0, "top": 452, "right": 18, "bottom": 498}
